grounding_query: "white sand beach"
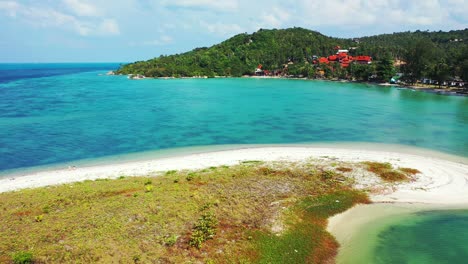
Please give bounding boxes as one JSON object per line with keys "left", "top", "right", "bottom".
{"left": 1, "top": 146, "right": 467, "bottom": 204}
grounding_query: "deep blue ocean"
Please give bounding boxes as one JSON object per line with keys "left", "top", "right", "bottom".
{"left": 0, "top": 63, "right": 467, "bottom": 172}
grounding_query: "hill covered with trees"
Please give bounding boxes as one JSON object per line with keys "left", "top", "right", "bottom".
{"left": 116, "top": 27, "right": 468, "bottom": 83}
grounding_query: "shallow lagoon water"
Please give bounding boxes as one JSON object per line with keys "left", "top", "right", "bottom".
{"left": 333, "top": 205, "right": 468, "bottom": 264}
{"left": 1, "top": 63, "right": 467, "bottom": 172}
{"left": 374, "top": 210, "right": 468, "bottom": 264}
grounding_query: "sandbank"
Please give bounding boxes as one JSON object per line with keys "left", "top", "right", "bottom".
{"left": 1, "top": 144, "right": 468, "bottom": 262}
{"left": 1, "top": 145, "right": 467, "bottom": 203}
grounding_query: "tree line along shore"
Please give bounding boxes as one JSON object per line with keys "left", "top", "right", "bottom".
{"left": 116, "top": 27, "right": 467, "bottom": 92}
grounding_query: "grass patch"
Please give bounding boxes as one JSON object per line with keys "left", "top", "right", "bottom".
{"left": 241, "top": 160, "right": 264, "bottom": 164}
{"left": 399, "top": 167, "right": 421, "bottom": 175}
{"left": 255, "top": 190, "right": 370, "bottom": 263}
{"left": 336, "top": 167, "right": 353, "bottom": 173}
{"left": 379, "top": 171, "right": 407, "bottom": 181}
{"left": 12, "top": 251, "right": 33, "bottom": 264}
{"left": 362, "top": 161, "right": 414, "bottom": 182}
{"left": 363, "top": 161, "right": 392, "bottom": 174}
{"left": 0, "top": 161, "right": 370, "bottom": 263}
{"left": 189, "top": 211, "right": 218, "bottom": 249}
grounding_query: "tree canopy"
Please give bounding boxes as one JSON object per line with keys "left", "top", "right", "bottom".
{"left": 116, "top": 27, "right": 468, "bottom": 83}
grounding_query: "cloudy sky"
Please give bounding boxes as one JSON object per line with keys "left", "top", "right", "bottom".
{"left": 0, "top": 0, "right": 466, "bottom": 62}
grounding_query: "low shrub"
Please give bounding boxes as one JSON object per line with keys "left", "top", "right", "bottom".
{"left": 336, "top": 167, "right": 353, "bottom": 173}
{"left": 42, "top": 205, "right": 50, "bottom": 214}
{"left": 363, "top": 161, "right": 410, "bottom": 182}
{"left": 34, "top": 215, "right": 43, "bottom": 222}
{"left": 363, "top": 162, "right": 392, "bottom": 174}
{"left": 399, "top": 167, "right": 421, "bottom": 175}
{"left": 163, "top": 235, "right": 178, "bottom": 247}
{"left": 12, "top": 251, "right": 33, "bottom": 264}
{"left": 257, "top": 166, "right": 272, "bottom": 175}
{"left": 165, "top": 170, "right": 177, "bottom": 175}
{"left": 320, "top": 170, "right": 337, "bottom": 180}
{"left": 380, "top": 171, "right": 407, "bottom": 181}
{"left": 144, "top": 180, "right": 152, "bottom": 186}
{"left": 189, "top": 211, "right": 218, "bottom": 249}
{"left": 145, "top": 185, "right": 153, "bottom": 192}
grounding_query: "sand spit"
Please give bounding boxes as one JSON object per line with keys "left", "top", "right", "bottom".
{"left": 0, "top": 147, "right": 467, "bottom": 205}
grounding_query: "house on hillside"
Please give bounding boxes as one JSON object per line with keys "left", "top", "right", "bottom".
{"left": 356, "top": 56, "right": 372, "bottom": 64}
{"left": 255, "top": 64, "right": 264, "bottom": 76}
{"left": 318, "top": 57, "right": 329, "bottom": 64}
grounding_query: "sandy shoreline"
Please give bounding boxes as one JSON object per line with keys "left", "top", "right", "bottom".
{"left": 121, "top": 74, "right": 468, "bottom": 96}
{"left": 1, "top": 146, "right": 467, "bottom": 200}
{"left": 318, "top": 145, "right": 468, "bottom": 262}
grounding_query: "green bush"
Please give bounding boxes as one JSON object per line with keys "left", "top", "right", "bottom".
{"left": 12, "top": 251, "right": 33, "bottom": 264}
{"left": 320, "top": 170, "right": 337, "bottom": 180}
{"left": 189, "top": 212, "right": 218, "bottom": 249}
{"left": 34, "top": 215, "right": 43, "bottom": 222}
{"left": 186, "top": 172, "right": 197, "bottom": 181}
{"left": 163, "top": 235, "right": 178, "bottom": 246}
{"left": 144, "top": 185, "right": 153, "bottom": 192}
{"left": 144, "top": 180, "right": 152, "bottom": 186}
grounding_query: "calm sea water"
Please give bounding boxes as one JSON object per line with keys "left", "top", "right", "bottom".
{"left": 374, "top": 210, "right": 468, "bottom": 264}
{"left": 0, "top": 63, "right": 467, "bottom": 172}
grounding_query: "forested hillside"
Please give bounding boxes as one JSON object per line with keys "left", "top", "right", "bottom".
{"left": 116, "top": 27, "right": 468, "bottom": 83}
{"left": 117, "top": 28, "right": 350, "bottom": 77}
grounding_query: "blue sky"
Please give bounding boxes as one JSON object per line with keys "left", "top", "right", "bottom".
{"left": 0, "top": 0, "right": 467, "bottom": 62}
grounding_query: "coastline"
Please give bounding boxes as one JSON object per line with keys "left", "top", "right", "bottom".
{"left": 115, "top": 73, "right": 468, "bottom": 97}
{"left": 2, "top": 145, "right": 467, "bottom": 198}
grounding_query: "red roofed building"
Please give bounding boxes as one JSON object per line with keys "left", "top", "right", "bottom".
{"left": 319, "top": 57, "right": 329, "bottom": 64}
{"left": 356, "top": 56, "right": 372, "bottom": 64}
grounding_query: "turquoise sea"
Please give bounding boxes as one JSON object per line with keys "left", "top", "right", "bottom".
{"left": 1, "top": 63, "right": 468, "bottom": 263}
{"left": 1, "top": 63, "right": 467, "bottom": 173}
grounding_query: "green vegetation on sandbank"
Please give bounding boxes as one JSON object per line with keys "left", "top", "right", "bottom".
{"left": 0, "top": 160, "right": 418, "bottom": 263}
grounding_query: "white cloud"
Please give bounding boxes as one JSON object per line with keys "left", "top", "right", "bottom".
{"left": 132, "top": 35, "right": 174, "bottom": 46}
{"left": 0, "top": 1, "right": 20, "bottom": 17}
{"left": 63, "top": 0, "right": 99, "bottom": 17}
{"left": 0, "top": 1, "right": 119, "bottom": 36}
{"left": 286, "top": 0, "right": 466, "bottom": 33}
{"left": 446, "top": 0, "right": 468, "bottom": 14}
{"left": 162, "top": 0, "right": 239, "bottom": 11}
{"left": 98, "top": 19, "right": 120, "bottom": 35}
{"left": 201, "top": 21, "right": 242, "bottom": 36}
{"left": 257, "top": 6, "right": 290, "bottom": 29}
{"left": 297, "top": 0, "right": 377, "bottom": 26}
